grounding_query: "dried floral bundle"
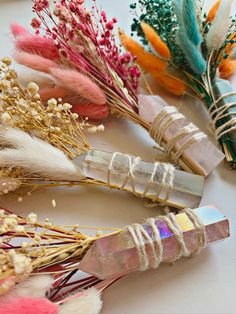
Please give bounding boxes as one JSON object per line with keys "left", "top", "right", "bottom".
{"left": 128, "top": 0, "right": 236, "bottom": 167}
{"left": 0, "top": 58, "right": 201, "bottom": 209}
{"left": 0, "top": 205, "right": 230, "bottom": 313}
{"left": 10, "top": 0, "right": 225, "bottom": 176}
{"left": 0, "top": 207, "right": 119, "bottom": 313}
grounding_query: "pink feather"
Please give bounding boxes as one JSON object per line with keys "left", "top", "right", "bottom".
{"left": 15, "top": 35, "right": 59, "bottom": 61}
{"left": 49, "top": 68, "right": 107, "bottom": 105}
{"left": 0, "top": 297, "right": 58, "bottom": 314}
{"left": 72, "top": 103, "right": 109, "bottom": 120}
{"left": 11, "top": 23, "right": 30, "bottom": 38}
{"left": 14, "top": 51, "right": 57, "bottom": 74}
{"left": 40, "top": 87, "right": 68, "bottom": 101}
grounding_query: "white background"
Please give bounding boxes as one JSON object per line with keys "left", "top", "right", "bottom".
{"left": 0, "top": 0, "right": 235, "bottom": 313}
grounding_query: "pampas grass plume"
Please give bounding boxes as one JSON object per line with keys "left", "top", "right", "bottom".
{"left": 49, "top": 68, "right": 107, "bottom": 105}
{"left": 14, "top": 51, "right": 58, "bottom": 74}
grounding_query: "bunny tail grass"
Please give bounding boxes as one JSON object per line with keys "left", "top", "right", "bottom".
{"left": 14, "top": 51, "right": 58, "bottom": 74}
{"left": 11, "top": 23, "right": 30, "bottom": 38}
{"left": 15, "top": 34, "right": 59, "bottom": 61}
{"left": 182, "top": 0, "right": 202, "bottom": 46}
{"left": 49, "top": 68, "right": 107, "bottom": 105}
{"left": 39, "top": 87, "right": 68, "bottom": 101}
{"left": 206, "top": 0, "right": 222, "bottom": 23}
{"left": 219, "top": 59, "right": 236, "bottom": 78}
{"left": 119, "top": 29, "right": 167, "bottom": 72}
{"left": 59, "top": 288, "right": 102, "bottom": 314}
{"left": 0, "top": 127, "right": 85, "bottom": 181}
{"left": 206, "top": 0, "right": 233, "bottom": 51}
{"left": 140, "top": 22, "right": 171, "bottom": 59}
{"left": 72, "top": 103, "right": 109, "bottom": 120}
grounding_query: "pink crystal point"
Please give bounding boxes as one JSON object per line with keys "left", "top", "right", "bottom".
{"left": 79, "top": 206, "right": 230, "bottom": 279}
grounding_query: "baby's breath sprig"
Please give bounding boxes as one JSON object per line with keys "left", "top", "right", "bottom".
{"left": 0, "top": 58, "right": 91, "bottom": 159}
{"left": 0, "top": 207, "right": 118, "bottom": 295}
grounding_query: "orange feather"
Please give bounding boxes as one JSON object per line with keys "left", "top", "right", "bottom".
{"left": 140, "top": 22, "right": 171, "bottom": 59}
{"left": 206, "top": 0, "right": 222, "bottom": 23}
{"left": 119, "top": 29, "right": 167, "bottom": 72}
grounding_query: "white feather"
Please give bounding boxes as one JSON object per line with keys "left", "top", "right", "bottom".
{"left": 206, "top": 0, "right": 234, "bottom": 51}
{"left": 59, "top": 288, "right": 103, "bottom": 314}
{"left": 0, "top": 127, "right": 85, "bottom": 181}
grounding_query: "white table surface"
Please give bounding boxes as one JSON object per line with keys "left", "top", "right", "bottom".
{"left": 0, "top": 1, "right": 236, "bottom": 313}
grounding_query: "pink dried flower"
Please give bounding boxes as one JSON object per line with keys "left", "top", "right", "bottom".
{"left": 31, "top": 18, "right": 41, "bottom": 29}
{"left": 33, "top": 0, "right": 49, "bottom": 12}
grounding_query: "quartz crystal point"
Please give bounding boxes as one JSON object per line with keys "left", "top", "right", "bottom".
{"left": 82, "top": 149, "right": 204, "bottom": 209}
{"left": 138, "top": 95, "right": 224, "bottom": 176}
{"left": 79, "top": 206, "right": 229, "bottom": 279}
{"left": 212, "top": 79, "right": 236, "bottom": 168}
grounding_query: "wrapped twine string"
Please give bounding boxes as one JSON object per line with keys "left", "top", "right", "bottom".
{"left": 150, "top": 107, "right": 207, "bottom": 163}
{"left": 208, "top": 92, "right": 236, "bottom": 140}
{"left": 126, "top": 208, "right": 206, "bottom": 271}
{"left": 107, "top": 152, "right": 175, "bottom": 202}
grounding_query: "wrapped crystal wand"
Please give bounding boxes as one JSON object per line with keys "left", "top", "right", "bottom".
{"left": 79, "top": 206, "right": 230, "bottom": 279}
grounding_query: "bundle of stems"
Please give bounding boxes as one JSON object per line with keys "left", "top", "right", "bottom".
{"left": 128, "top": 0, "right": 236, "bottom": 168}
{"left": 0, "top": 58, "right": 192, "bottom": 208}
{"left": 10, "top": 0, "right": 213, "bottom": 174}
{"left": 0, "top": 206, "right": 120, "bottom": 304}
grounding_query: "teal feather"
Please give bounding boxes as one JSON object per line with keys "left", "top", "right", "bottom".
{"left": 182, "top": 0, "right": 202, "bottom": 46}
{"left": 173, "top": 0, "right": 206, "bottom": 75}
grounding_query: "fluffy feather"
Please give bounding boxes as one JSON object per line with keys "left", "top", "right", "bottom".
{"left": 140, "top": 22, "right": 171, "bottom": 59}
{"left": 14, "top": 51, "right": 57, "bottom": 74}
{"left": 182, "top": 0, "right": 202, "bottom": 46}
{"left": 49, "top": 68, "right": 107, "bottom": 105}
{"left": 15, "top": 34, "right": 59, "bottom": 61}
{"left": 0, "top": 127, "right": 85, "bottom": 181}
{"left": 0, "top": 297, "right": 58, "bottom": 314}
{"left": 206, "top": 0, "right": 222, "bottom": 23}
{"left": 119, "top": 29, "right": 167, "bottom": 72}
{"left": 59, "top": 288, "right": 102, "bottom": 314}
{"left": 11, "top": 23, "right": 30, "bottom": 38}
{"left": 206, "top": 0, "right": 233, "bottom": 51}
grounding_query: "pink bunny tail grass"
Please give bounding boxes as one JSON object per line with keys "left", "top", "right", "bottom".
{"left": 15, "top": 35, "right": 59, "bottom": 61}
{"left": 72, "top": 103, "right": 109, "bottom": 120}
{"left": 49, "top": 68, "right": 107, "bottom": 105}
{"left": 14, "top": 51, "right": 57, "bottom": 74}
{"left": 11, "top": 23, "right": 30, "bottom": 38}
{"left": 0, "top": 297, "right": 58, "bottom": 314}
{"left": 40, "top": 87, "right": 68, "bottom": 101}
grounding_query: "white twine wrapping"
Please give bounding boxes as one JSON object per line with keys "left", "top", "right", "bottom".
{"left": 150, "top": 107, "right": 206, "bottom": 163}
{"left": 126, "top": 208, "right": 206, "bottom": 272}
{"left": 208, "top": 92, "right": 236, "bottom": 140}
{"left": 107, "top": 152, "right": 175, "bottom": 203}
